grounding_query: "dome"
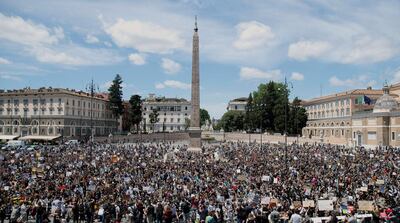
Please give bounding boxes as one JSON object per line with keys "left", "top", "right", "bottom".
{"left": 373, "top": 85, "right": 398, "bottom": 113}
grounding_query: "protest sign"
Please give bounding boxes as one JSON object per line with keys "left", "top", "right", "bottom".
{"left": 293, "top": 201, "right": 302, "bottom": 209}
{"left": 270, "top": 198, "right": 278, "bottom": 207}
{"left": 376, "top": 180, "right": 384, "bottom": 185}
{"left": 358, "top": 200, "right": 374, "bottom": 211}
{"left": 302, "top": 200, "right": 315, "bottom": 208}
{"left": 261, "top": 196, "right": 270, "bottom": 205}
{"left": 237, "top": 175, "right": 247, "bottom": 181}
{"left": 262, "top": 175, "right": 269, "bottom": 182}
{"left": 318, "top": 200, "right": 333, "bottom": 211}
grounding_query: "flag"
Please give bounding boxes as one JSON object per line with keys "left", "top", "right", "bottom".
{"left": 364, "top": 95, "right": 372, "bottom": 105}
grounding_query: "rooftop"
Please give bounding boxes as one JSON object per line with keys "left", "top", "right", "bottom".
{"left": 0, "top": 87, "right": 109, "bottom": 101}
{"left": 230, "top": 97, "right": 248, "bottom": 102}
{"left": 303, "top": 88, "right": 384, "bottom": 104}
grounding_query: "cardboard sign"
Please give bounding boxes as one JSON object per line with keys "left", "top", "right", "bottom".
{"left": 303, "top": 200, "right": 315, "bottom": 208}
{"left": 270, "top": 198, "right": 279, "bottom": 207}
{"left": 237, "top": 175, "right": 247, "bottom": 181}
{"left": 358, "top": 201, "right": 374, "bottom": 211}
{"left": 376, "top": 180, "right": 384, "bottom": 185}
{"left": 293, "top": 201, "right": 302, "bottom": 209}
{"left": 66, "top": 171, "right": 72, "bottom": 177}
{"left": 359, "top": 187, "right": 368, "bottom": 192}
{"left": 318, "top": 200, "right": 334, "bottom": 211}
{"left": 261, "top": 196, "right": 270, "bottom": 205}
{"left": 262, "top": 175, "right": 269, "bottom": 182}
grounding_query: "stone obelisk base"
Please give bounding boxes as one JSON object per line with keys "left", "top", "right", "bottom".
{"left": 188, "top": 127, "right": 202, "bottom": 152}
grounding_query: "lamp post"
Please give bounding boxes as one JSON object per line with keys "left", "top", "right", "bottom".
{"left": 86, "top": 78, "right": 99, "bottom": 156}
{"left": 283, "top": 77, "right": 293, "bottom": 172}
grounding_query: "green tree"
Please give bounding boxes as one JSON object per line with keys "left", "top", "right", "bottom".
{"left": 272, "top": 83, "right": 289, "bottom": 134}
{"left": 200, "top": 108, "right": 211, "bottom": 127}
{"left": 219, "top": 110, "right": 245, "bottom": 132}
{"left": 288, "top": 97, "right": 308, "bottom": 135}
{"left": 149, "top": 108, "right": 159, "bottom": 133}
{"left": 244, "top": 93, "right": 256, "bottom": 132}
{"left": 108, "top": 74, "right": 124, "bottom": 132}
{"left": 129, "top": 95, "right": 142, "bottom": 133}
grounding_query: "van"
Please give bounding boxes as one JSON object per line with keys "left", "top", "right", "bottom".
{"left": 7, "top": 140, "right": 26, "bottom": 147}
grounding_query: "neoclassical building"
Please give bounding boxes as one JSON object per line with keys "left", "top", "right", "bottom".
{"left": 141, "top": 94, "right": 192, "bottom": 132}
{"left": 302, "top": 84, "right": 400, "bottom": 147}
{"left": 351, "top": 84, "right": 400, "bottom": 147}
{"left": 301, "top": 87, "right": 386, "bottom": 145}
{"left": 0, "top": 87, "right": 118, "bottom": 142}
{"left": 227, "top": 97, "right": 248, "bottom": 112}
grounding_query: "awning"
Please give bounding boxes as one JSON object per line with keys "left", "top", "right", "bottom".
{"left": 0, "top": 135, "right": 19, "bottom": 140}
{"left": 19, "top": 135, "right": 62, "bottom": 141}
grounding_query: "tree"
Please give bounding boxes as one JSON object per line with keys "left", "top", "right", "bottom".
{"left": 129, "top": 95, "right": 142, "bottom": 133}
{"left": 244, "top": 93, "right": 256, "bottom": 132}
{"left": 200, "top": 108, "right": 211, "bottom": 127}
{"left": 218, "top": 110, "right": 245, "bottom": 132}
{"left": 108, "top": 74, "right": 124, "bottom": 132}
{"left": 288, "top": 97, "right": 308, "bottom": 135}
{"left": 149, "top": 108, "right": 159, "bottom": 133}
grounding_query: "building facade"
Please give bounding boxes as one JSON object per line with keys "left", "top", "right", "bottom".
{"left": 227, "top": 97, "right": 247, "bottom": 111}
{"left": 142, "top": 94, "right": 191, "bottom": 132}
{"left": 301, "top": 84, "right": 400, "bottom": 147}
{"left": 301, "top": 87, "right": 385, "bottom": 145}
{"left": 0, "top": 87, "right": 118, "bottom": 141}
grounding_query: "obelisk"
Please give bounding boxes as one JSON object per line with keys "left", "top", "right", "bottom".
{"left": 188, "top": 16, "right": 202, "bottom": 152}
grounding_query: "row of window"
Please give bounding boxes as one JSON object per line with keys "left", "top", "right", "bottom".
{"left": 0, "top": 108, "right": 63, "bottom": 116}
{"left": 0, "top": 98, "right": 62, "bottom": 107}
{"left": 143, "top": 117, "right": 184, "bottom": 123}
{"left": 0, "top": 98, "right": 106, "bottom": 110}
{"left": 306, "top": 99, "right": 351, "bottom": 111}
{"left": 308, "top": 108, "right": 351, "bottom": 119}
{"left": 145, "top": 106, "right": 189, "bottom": 111}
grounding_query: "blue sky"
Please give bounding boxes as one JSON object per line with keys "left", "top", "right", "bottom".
{"left": 0, "top": 0, "right": 400, "bottom": 118}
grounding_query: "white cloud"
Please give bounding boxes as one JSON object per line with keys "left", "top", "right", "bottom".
{"left": 288, "top": 40, "right": 332, "bottom": 61}
{"left": 233, "top": 21, "right": 275, "bottom": 50}
{"left": 155, "top": 80, "right": 190, "bottom": 90}
{"left": 85, "top": 34, "right": 100, "bottom": 44}
{"left": 161, "top": 58, "right": 181, "bottom": 74}
{"left": 30, "top": 45, "right": 123, "bottom": 66}
{"left": 239, "top": 67, "right": 282, "bottom": 81}
{"left": 101, "top": 81, "right": 132, "bottom": 90}
{"left": 128, "top": 53, "right": 146, "bottom": 65}
{"left": 0, "top": 74, "right": 22, "bottom": 81}
{"left": 329, "top": 75, "right": 376, "bottom": 88}
{"left": 0, "top": 57, "right": 11, "bottom": 64}
{"left": 290, "top": 72, "right": 304, "bottom": 81}
{"left": 0, "top": 13, "right": 122, "bottom": 66}
{"left": 391, "top": 68, "right": 400, "bottom": 84}
{"left": 0, "top": 12, "right": 63, "bottom": 47}
{"left": 342, "top": 37, "right": 396, "bottom": 64}
{"left": 105, "top": 18, "right": 185, "bottom": 54}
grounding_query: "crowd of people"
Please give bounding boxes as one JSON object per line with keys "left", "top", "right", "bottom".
{"left": 0, "top": 140, "right": 399, "bottom": 223}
